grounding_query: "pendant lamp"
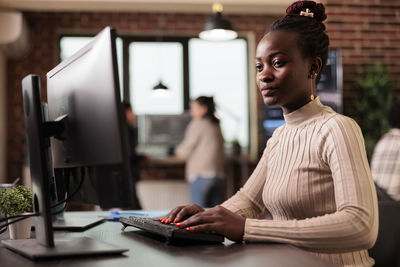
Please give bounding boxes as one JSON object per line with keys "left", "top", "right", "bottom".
{"left": 152, "top": 15, "right": 169, "bottom": 92}
{"left": 199, "top": 3, "right": 237, "bottom": 41}
{"left": 153, "top": 80, "right": 168, "bottom": 90}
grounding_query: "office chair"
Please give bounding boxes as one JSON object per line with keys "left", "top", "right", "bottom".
{"left": 368, "top": 200, "right": 400, "bottom": 267}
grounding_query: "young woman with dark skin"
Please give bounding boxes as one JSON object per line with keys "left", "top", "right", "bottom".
{"left": 159, "top": 2, "right": 377, "bottom": 265}
{"left": 161, "top": 12, "right": 325, "bottom": 239}
{"left": 161, "top": 29, "right": 323, "bottom": 242}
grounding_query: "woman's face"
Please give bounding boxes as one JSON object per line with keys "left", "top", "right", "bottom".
{"left": 190, "top": 101, "right": 207, "bottom": 119}
{"left": 255, "top": 30, "right": 313, "bottom": 114}
{"left": 125, "top": 107, "right": 137, "bottom": 126}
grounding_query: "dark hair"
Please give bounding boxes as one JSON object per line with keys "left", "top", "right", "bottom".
{"left": 195, "top": 96, "right": 220, "bottom": 124}
{"left": 122, "top": 101, "right": 132, "bottom": 110}
{"left": 266, "top": 0, "right": 330, "bottom": 83}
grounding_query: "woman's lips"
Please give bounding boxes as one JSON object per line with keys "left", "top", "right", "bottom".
{"left": 261, "top": 87, "right": 277, "bottom": 96}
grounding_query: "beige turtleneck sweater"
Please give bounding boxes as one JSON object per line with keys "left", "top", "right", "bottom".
{"left": 175, "top": 118, "right": 225, "bottom": 182}
{"left": 222, "top": 98, "right": 378, "bottom": 267}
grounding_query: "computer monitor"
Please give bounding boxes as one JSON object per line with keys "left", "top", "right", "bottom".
{"left": 2, "top": 73, "right": 128, "bottom": 259}
{"left": 46, "top": 26, "right": 139, "bottom": 209}
{"left": 2, "top": 27, "right": 133, "bottom": 259}
{"left": 316, "top": 49, "right": 343, "bottom": 113}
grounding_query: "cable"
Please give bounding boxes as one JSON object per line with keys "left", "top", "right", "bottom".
{"left": 0, "top": 212, "right": 39, "bottom": 233}
{"left": 0, "top": 212, "right": 39, "bottom": 223}
{"left": 50, "top": 174, "right": 85, "bottom": 209}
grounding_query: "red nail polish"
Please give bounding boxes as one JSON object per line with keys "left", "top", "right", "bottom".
{"left": 173, "top": 218, "right": 178, "bottom": 223}
{"left": 161, "top": 219, "right": 166, "bottom": 223}
{"left": 176, "top": 222, "right": 183, "bottom": 227}
{"left": 189, "top": 227, "right": 194, "bottom": 232}
{"left": 166, "top": 219, "right": 171, "bottom": 223}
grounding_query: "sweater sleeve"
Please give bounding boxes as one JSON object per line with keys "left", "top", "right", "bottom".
{"left": 243, "top": 116, "right": 379, "bottom": 253}
{"left": 221, "top": 136, "right": 278, "bottom": 219}
{"left": 175, "top": 120, "right": 201, "bottom": 159}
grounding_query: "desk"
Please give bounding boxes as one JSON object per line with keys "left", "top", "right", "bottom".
{"left": 0, "top": 212, "right": 336, "bottom": 267}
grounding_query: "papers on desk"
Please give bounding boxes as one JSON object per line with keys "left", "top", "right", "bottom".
{"left": 99, "top": 210, "right": 168, "bottom": 221}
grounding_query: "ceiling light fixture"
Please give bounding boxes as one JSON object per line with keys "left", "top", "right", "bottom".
{"left": 199, "top": 3, "right": 237, "bottom": 41}
{"left": 153, "top": 80, "right": 168, "bottom": 91}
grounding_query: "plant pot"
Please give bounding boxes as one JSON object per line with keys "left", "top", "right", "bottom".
{"left": 9, "top": 217, "right": 32, "bottom": 239}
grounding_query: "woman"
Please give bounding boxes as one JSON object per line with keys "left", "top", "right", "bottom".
{"left": 175, "top": 96, "right": 225, "bottom": 208}
{"left": 162, "top": 1, "right": 378, "bottom": 266}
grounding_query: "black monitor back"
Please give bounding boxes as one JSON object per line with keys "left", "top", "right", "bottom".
{"left": 47, "top": 27, "right": 124, "bottom": 168}
{"left": 46, "top": 27, "right": 139, "bottom": 209}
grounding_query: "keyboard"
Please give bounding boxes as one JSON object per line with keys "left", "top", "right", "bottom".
{"left": 120, "top": 217, "right": 224, "bottom": 244}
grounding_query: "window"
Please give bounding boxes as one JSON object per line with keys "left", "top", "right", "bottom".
{"left": 189, "top": 38, "right": 248, "bottom": 147}
{"left": 129, "top": 42, "right": 184, "bottom": 114}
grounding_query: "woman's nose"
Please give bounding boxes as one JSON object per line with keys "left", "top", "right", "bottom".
{"left": 258, "top": 66, "right": 274, "bottom": 83}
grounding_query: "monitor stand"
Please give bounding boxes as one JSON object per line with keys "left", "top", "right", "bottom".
{"left": 1, "top": 236, "right": 128, "bottom": 260}
{"left": 14, "top": 75, "right": 128, "bottom": 261}
{"left": 52, "top": 217, "right": 105, "bottom": 231}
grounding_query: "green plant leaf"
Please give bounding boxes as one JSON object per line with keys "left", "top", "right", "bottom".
{"left": 352, "top": 64, "right": 393, "bottom": 160}
{"left": 0, "top": 185, "right": 33, "bottom": 216}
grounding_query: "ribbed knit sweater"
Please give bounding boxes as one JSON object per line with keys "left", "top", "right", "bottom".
{"left": 222, "top": 98, "right": 378, "bottom": 267}
{"left": 175, "top": 118, "right": 225, "bottom": 182}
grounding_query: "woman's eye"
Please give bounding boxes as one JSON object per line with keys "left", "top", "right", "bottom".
{"left": 273, "top": 60, "right": 284, "bottom": 68}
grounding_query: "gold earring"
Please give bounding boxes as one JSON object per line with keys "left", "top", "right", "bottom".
{"left": 310, "top": 73, "right": 317, "bottom": 101}
{"left": 310, "top": 74, "right": 314, "bottom": 101}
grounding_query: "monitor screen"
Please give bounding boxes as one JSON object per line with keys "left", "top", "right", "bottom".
{"left": 46, "top": 27, "right": 139, "bottom": 209}
{"left": 137, "top": 113, "right": 191, "bottom": 156}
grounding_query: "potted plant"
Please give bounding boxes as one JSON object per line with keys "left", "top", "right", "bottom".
{"left": 0, "top": 185, "right": 33, "bottom": 239}
{"left": 353, "top": 64, "right": 393, "bottom": 160}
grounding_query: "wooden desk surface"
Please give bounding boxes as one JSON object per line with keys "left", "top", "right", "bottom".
{"left": 0, "top": 212, "right": 337, "bottom": 267}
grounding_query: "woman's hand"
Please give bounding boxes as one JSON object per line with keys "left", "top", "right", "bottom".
{"left": 159, "top": 204, "right": 204, "bottom": 224}
{"left": 178, "top": 205, "right": 245, "bottom": 242}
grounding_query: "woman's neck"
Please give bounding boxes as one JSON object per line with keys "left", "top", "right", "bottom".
{"left": 282, "top": 97, "right": 312, "bottom": 115}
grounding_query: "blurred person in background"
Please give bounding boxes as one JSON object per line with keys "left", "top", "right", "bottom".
{"left": 371, "top": 100, "right": 400, "bottom": 201}
{"left": 175, "top": 96, "right": 225, "bottom": 208}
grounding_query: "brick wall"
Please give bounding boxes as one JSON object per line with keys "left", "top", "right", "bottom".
{"left": 323, "top": 0, "right": 400, "bottom": 113}
{"left": 5, "top": 1, "right": 400, "bottom": 180}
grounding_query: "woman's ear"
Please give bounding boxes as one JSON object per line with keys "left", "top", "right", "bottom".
{"left": 309, "top": 57, "right": 323, "bottom": 77}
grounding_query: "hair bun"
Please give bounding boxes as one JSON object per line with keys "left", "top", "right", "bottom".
{"left": 286, "top": 1, "right": 327, "bottom": 23}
